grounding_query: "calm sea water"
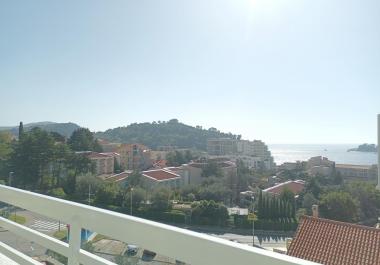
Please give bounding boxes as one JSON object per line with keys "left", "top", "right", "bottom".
{"left": 268, "top": 144, "right": 378, "bottom": 165}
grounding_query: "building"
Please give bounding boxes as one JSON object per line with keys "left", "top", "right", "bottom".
{"left": 335, "top": 164, "right": 378, "bottom": 181}
{"left": 77, "top": 151, "right": 116, "bottom": 175}
{"left": 207, "top": 138, "right": 275, "bottom": 170}
{"left": 263, "top": 180, "right": 305, "bottom": 196}
{"left": 98, "top": 140, "right": 153, "bottom": 171}
{"left": 288, "top": 215, "right": 380, "bottom": 265}
{"left": 104, "top": 170, "right": 133, "bottom": 187}
{"left": 0, "top": 184, "right": 316, "bottom": 265}
{"left": 207, "top": 138, "right": 237, "bottom": 156}
{"left": 306, "top": 156, "right": 335, "bottom": 176}
{"left": 141, "top": 169, "right": 182, "bottom": 189}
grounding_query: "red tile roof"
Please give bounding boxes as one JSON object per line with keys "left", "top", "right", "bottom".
{"left": 288, "top": 216, "right": 380, "bottom": 265}
{"left": 142, "top": 169, "right": 180, "bottom": 181}
{"left": 76, "top": 151, "right": 113, "bottom": 159}
{"left": 264, "top": 180, "right": 305, "bottom": 195}
{"left": 105, "top": 171, "right": 132, "bottom": 182}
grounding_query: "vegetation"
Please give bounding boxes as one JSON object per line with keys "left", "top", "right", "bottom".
{"left": 9, "top": 214, "right": 26, "bottom": 224}
{"left": 95, "top": 119, "right": 240, "bottom": 150}
{"left": 53, "top": 230, "right": 67, "bottom": 241}
{"left": 68, "top": 128, "right": 102, "bottom": 152}
{"left": 166, "top": 150, "right": 194, "bottom": 166}
{"left": 319, "top": 191, "right": 358, "bottom": 222}
{"left": 191, "top": 200, "right": 229, "bottom": 226}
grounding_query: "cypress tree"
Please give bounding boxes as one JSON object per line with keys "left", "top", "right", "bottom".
{"left": 18, "top": 121, "right": 24, "bottom": 139}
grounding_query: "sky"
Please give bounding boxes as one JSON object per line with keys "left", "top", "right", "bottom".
{"left": 0, "top": 0, "right": 379, "bottom": 144}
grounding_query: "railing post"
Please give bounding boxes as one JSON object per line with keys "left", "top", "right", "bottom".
{"left": 68, "top": 218, "right": 81, "bottom": 265}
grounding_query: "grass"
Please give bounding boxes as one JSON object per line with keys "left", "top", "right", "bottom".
{"left": 53, "top": 230, "right": 67, "bottom": 241}
{"left": 9, "top": 214, "right": 26, "bottom": 224}
{"left": 92, "top": 234, "right": 109, "bottom": 242}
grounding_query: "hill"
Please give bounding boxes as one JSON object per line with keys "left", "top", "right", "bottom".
{"left": 95, "top": 119, "right": 240, "bottom": 150}
{"left": 347, "top": 143, "right": 377, "bottom": 153}
{"left": 0, "top": 122, "right": 81, "bottom": 138}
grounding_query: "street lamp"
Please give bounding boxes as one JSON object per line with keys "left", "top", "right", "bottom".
{"left": 8, "top": 172, "right": 14, "bottom": 187}
{"left": 130, "top": 187, "right": 134, "bottom": 216}
{"left": 251, "top": 196, "right": 255, "bottom": 247}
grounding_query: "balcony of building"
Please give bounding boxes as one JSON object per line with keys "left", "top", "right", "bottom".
{"left": 0, "top": 184, "right": 319, "bottom": 265}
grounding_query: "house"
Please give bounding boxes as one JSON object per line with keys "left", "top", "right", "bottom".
{"left": 98, "top": 140, "right": 153, "bottom": 171}
{"left": 77, "top": 151, "right": 116, "bottom": 175}
{"left": 104, "top": 171, "right": 133, "bottom": 187}
{"left": 141, "top": 169, "right": 181, "bottom": 189}
{"left": 288, "top": 215, "right": 380, "bottom": 265}
{"left": 306, "top": 156, "right": 335, "bottom": 176}
{"left": 263, "top": 180, "right": 305, "bottom": 195}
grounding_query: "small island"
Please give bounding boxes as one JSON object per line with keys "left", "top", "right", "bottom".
{"left": 348, "top": 143, "right": 378, "bottom": 153}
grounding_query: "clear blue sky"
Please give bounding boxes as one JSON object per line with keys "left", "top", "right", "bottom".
{"left": 0, "top": 0, "right": 379, "bottom": 144}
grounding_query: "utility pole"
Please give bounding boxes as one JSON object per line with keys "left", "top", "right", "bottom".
{"left": 130, "top": 187, "right": 134, "bottom": 216}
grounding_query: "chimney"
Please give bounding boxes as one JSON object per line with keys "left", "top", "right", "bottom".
{"left": 312, "top": 205, "right": 319, "bottom": 218}
{"left": 377, "top": 114, "right": 380, "bottom": 190}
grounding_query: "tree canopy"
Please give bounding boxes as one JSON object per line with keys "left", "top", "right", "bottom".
{"left": 68, "top": 128, "right": 102, "bottom": 152}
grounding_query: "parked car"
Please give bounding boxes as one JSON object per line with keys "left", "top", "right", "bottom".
{"left": 142, "top": 249, "right": 156, "bottom": 261}
{"left": 126, "top": 245, "right": 138, "bottom": 256}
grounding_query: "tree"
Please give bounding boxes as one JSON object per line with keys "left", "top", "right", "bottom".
{"left": 125, "top": 187, "right": 146, "bottom": 210}
{"left": 18, "top": 122, "right": 24, "bottom": 139}
{"left": 127, "top": 171, "right": 143, "bottom": 187}
{"left": 94, "top": 182, "right": 121, "bottom": 206}
{"left": 320, "top": 191, "right": 358, "bottom": 222}
{"left": 10, "top": 128, "right": 56, "bottom": 189}
{"left": 150, "top": 188, "right": 171, "bottom": 211}
{"left": 344, "top": 182, "right": 380, "bottom": 223}
{"left": 68, "top": 128, "right": 103, "bottom": 152}
{"left": 302, "top": 193, "right": 318, "bottom": 215}
{"left": 198, "top": 183, "right": 231, "bottom": 204}
{"left": 0, "top": 132, "right": 12, "bottom": 159}
{"left": 65, "top": 153, "right": 94, "bottom": 194}
{"left": 191, "top": 200, "right": 229, "bottom": 225}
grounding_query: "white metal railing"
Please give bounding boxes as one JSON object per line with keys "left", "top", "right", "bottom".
{"left": 0, "top": 185, "right": 320, "bottom": 265}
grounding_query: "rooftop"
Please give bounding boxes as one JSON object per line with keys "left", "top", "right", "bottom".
{"left": 263, "top": 180, "right": 305, "bottom": 195}
{"left": 288, "top": 216, "right": 380, "bottom": 265}
{"left": 335, "top": 164, "right": 375, "bottom": 170}
{"left": 142, "top": 169, "right": 181, "bottom": 181}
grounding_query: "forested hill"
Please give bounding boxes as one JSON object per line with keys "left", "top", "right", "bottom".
{"left": 0, "top": 122, "right": 80, "bottom": 138}
{"left": 95, "top": 119, "right": 241, "bottom": 150}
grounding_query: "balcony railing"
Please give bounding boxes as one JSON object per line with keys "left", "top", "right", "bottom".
{"left": 0, "top": 184, "right": 319, "bottom": 265}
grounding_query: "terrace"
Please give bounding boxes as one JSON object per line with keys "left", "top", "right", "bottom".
{"left": 0, "top": 184, "right": 319, "bottom": 265}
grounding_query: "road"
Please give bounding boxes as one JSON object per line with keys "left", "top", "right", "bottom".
{"left": 208, "top": 233, "right": 288, "bottom": 249}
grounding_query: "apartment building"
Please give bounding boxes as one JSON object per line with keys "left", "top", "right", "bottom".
{"left": 335, "top": 164, "right": 378, "bottom": 181}
{"left": 207, "top": 138, "right": 275, "bottom": 170}
{"left": 98, "top": 140, "right": 153, "bottom": 171}
{"left": 207, "top": 138, "right": 237, "bottom": 156}
{"left": 77, "top": 151, "right": 116, "bottom": 175}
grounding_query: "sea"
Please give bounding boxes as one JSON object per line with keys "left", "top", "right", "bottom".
{"left": 268, "top": 144, "right": 378, "bottom": 166}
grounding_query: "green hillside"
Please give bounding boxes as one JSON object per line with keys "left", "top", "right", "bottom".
{"left": 95, "top": 119, "right": 240, "bottom": 150}
{"left": 0, "top": 122, "right": 80, "bottom": 138}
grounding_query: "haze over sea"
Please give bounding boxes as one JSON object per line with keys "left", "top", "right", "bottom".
{"left": 269, "top": 144, "right": 378, "bottom": 166}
